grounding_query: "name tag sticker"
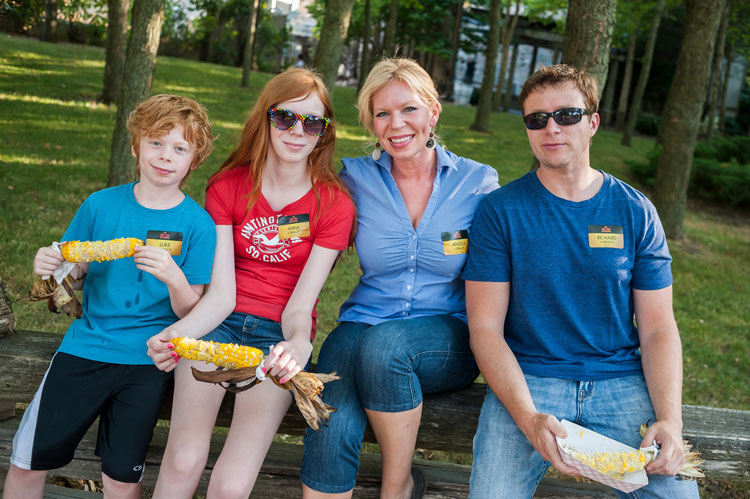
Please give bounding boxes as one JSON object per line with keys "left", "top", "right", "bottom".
{"left": 278, "top": 214, "right": 310, "bottom": 240}
{"left": 441, "top": 229, "right": 469, "bottom": 255}
{"left": 146, "top": 230, "right": 183, "bottom": 255}
{"left": 588, "top": 225, "right": 624, "bottom": 249}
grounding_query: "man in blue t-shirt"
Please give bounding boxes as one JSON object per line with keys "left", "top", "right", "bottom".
{"left": 462, "top": 65, "right": 698, "bottom": 498}
{"left": 4, "top": 94, "right": 217, "bottom": 499}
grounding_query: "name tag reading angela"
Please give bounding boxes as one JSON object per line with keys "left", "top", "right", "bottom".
{"left": 146, "top": 230, "right": 183, "bottom": 255}
{"left": 588, "top": 225, "right": 624, "bottom": 249}
{"left": 441, "top": 229, "right": 469, "bottom": 255}
{"left": 278, "top": 214, "right": 310, "bottom": 240}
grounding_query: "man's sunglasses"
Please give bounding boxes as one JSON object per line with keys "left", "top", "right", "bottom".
{"left": 268, "top": 107, "right": 331, "bottom": 137}
{"left": 523, "top": 108, "right": 590, "bottom": 130}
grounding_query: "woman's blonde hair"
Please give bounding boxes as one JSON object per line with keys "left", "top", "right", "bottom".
{"left": 357, "top": 58, "right": 441, "bottom": 137}
{"left": 211, "top": 68, "right": 348, "bottom": 220}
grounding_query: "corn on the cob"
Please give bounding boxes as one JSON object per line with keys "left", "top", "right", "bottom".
{"left": 61, "top": 238, "right": 143, "bottom": 263}
{"left": 171, "top": 337, "right": 264, "bottom": 369}
{"left": 174, "top": 337, "right": 341, "bottom": 431}
{"left": 569, "top": 449, "right": 652, "bottom": 479}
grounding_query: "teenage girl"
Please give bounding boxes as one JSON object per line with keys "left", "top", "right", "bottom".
{"left": 146, "top": 68, "right": 355, "bottom": 499}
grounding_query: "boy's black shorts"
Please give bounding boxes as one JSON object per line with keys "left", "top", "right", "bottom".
{"left": 11, "top": 352, "right": 172, "bottom": 483}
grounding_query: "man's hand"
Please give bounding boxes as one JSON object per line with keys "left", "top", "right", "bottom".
{"left": 134, "top": 246, "right": 181, "bottom": 285}
{"left": 146, "top": 328, "right": 181, "bottom": 372}
{"left": 641, "top": 420, "right": 685, "bottom": 476}
{"left": 520, "top": 413, "right": 580, "bottom": 476}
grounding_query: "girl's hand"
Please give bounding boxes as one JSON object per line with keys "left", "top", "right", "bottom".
{"left": 33, "top": 246, "right": 65, "bottom": 276}
{"left": 147, "top": 328, "right": 181, "bottom": 372}
{"left": 264, "top": 338, "right": 312, "bottom": 383}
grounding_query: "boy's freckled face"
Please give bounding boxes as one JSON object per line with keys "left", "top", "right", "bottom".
{"left": 133, "top": 125, "right": 195, "bottom": 189}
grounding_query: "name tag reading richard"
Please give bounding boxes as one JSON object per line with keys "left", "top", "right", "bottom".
{"left": 588, "top": 225, "right": 624, "bottom": 249}
{"left": 441, "top": 229, "right": 469, "bottom": 255}
{"left": 278, "top": 214, "right": 310, "bottom": 240}
{"left": 146, "top": 230, "right": 183, "bottom": 255}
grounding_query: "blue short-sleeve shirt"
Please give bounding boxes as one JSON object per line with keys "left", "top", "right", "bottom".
{"left": 338, "top": 145, "right": 499, "bottom": 325}
{"left": 462, "top": 170, "right": 672, "bottom": 380}
{"left": 58, "top": 183, "right": 216, "bottom": 365}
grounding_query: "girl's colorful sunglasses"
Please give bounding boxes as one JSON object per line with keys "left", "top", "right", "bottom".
{"left": 523, "top": 107, "right": 590, "bottom": 130}
{"left": 268, "top": 107, "right": 331, "bottom": 137}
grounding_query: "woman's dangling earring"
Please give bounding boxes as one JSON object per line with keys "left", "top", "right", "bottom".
{"left": 371, "top": 142, "right": 382, "bottom": 161}
{"left": 425, "top": 130, "right": 435, "bottom": 149}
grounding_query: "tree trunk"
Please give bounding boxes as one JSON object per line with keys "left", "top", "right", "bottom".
{"left": 207, "top": 9, "right": 228, "bottom": 63}
{"left": 502, "top": 42, "right": 520, "bottom": 111}
{"left": 705, "top": 0, "right": 731, "bottom": 140}
{"left": 102, "top": 0, "right": 130, "bottom": 104}
{"left": 654, "top": 0, "right": 727, "bottom": 240}
{"left": 443, "top": 0, "right": 464, "bottom": 101}
{"left": 41, "top": 0, "right": 58, "bottom": 42}
{"left": 241, "top": 0, "right": 261, "bottom": 87}
{"left": 562, "top": 0, "right": 616, "bottom": 98}
{"left": 615, "top": 29, "right": 636, "bottom": 131}
{"left": 622, "top": 0, "right": 666, "bottom": 146}
{"left": 492, "top": 0, "right": 521, "bottom": 111}
{"left": 470, "top": 0, "right": 502, "bottom": 132}
{"left": 718, "top": 42, "right": 733, "bottom": 134}
{"left": 601, "top": 57, "right": 619, "bottom": 127}
{"left": 107, "top": 0, "right": 166, "bottom": 187}
{"left": 528, "top": 44, "right": 538, "bottom": 76}
{"left": 382, "top": 0, "right": 399, "bottom": 56}
{"left": 313, "top": 0, "right": 357, "bottom": 93}
{"left": 250, "top": 1, "right": 262, "bottom": 74}
{"left": 357, "top": 0, "right": 371, "bottom": 91}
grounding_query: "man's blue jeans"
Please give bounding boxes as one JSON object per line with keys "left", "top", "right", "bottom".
{"left": 469, "top": 374, "right": 700, "bottom": 498}
{"left": 301, "top": 315, "right": 479, "bottom": 493}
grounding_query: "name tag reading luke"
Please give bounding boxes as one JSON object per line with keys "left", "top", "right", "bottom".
{"left": 278, "top": 214, "right": 310, "bottom": 240}
{"left": 146, "top": 230, "right": 183, "bottom": 255}
{"left": 588, "top": 225, "right": 624, "bottom": 249}
{"left": 441, "top": 229, "right": 469, "bottom": 255}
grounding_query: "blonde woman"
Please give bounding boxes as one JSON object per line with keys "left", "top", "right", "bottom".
{"left": 301, "top": 58, "right": 499, "bottom": 499}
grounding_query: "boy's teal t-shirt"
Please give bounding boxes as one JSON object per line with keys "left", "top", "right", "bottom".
{"left": 58, "top": 183, "right": 216, "bottom": 365}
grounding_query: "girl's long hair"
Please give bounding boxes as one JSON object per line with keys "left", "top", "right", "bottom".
{"left": 209, "top": 68, "right": 350, "bottom": 230}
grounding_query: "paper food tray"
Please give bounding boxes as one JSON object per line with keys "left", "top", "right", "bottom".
{"left": 555, "top": 419, "right": 649, "bottom": 493}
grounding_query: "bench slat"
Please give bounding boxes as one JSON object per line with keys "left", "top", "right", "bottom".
{"left": 1, "top": 330, "right": 748, "bottom": 486}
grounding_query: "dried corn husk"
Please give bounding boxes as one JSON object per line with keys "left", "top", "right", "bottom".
{"left": 178, "top": 337, "right": 340, "bottom": 430}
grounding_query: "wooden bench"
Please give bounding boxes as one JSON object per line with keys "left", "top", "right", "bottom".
{"left": 1, "top": 330, "right": 748, "bottom": 498}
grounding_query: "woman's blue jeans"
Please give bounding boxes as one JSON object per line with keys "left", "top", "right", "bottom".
{"left": 300, "top": 315, "right": 479, "bottom": 493}
{"left": 469, "top": 374, "right": 700, "bottom": 499}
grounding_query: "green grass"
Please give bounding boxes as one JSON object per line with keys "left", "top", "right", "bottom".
{"left": 1, "top": 33, "right": 748, "bottom": 414}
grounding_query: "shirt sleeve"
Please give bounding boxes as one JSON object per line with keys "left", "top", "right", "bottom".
{"left": 479, "top": 165, "right": 501, "bottom": 195}
{"left": 631, "top": 200, "right": 672, "bottom": 290}
{"left": 205, "top": 173, "right": 237, "bottom": 226}
{"left": 313, "top": 186, "right": 355, "bottom": 251}
{"left": 339, "top": 160, "right": 359, "bottom": 206}
{"left": 180, "top": 211, "right": 217, "bottom": 285}
{"left": 61, "top": 196, "right": 95, "bottom": 242}
{"left": 461, "top": 194, "right": 510, "bottom": 282}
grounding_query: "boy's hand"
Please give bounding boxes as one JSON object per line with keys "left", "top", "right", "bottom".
{"left": 33, "top": 246, "right": 65, "bottom": 276}
{"left": 134, "top": 246, "right": 181, "bottom": 285}
{"left": 147, "top": 328, "right": 181, "bottom": 372}
{"left": 264, "top": 338, "right": 313, "bottom": 384}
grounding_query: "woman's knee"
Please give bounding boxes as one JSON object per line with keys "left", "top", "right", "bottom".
{"left": 317, "top": 322, "right": 368, "bottom": 375}
{"left": 207, "top": 471, "right": 256, "bottom": 499}
{"left": 162, "top": 440, "right": 209, "bottom": 480}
